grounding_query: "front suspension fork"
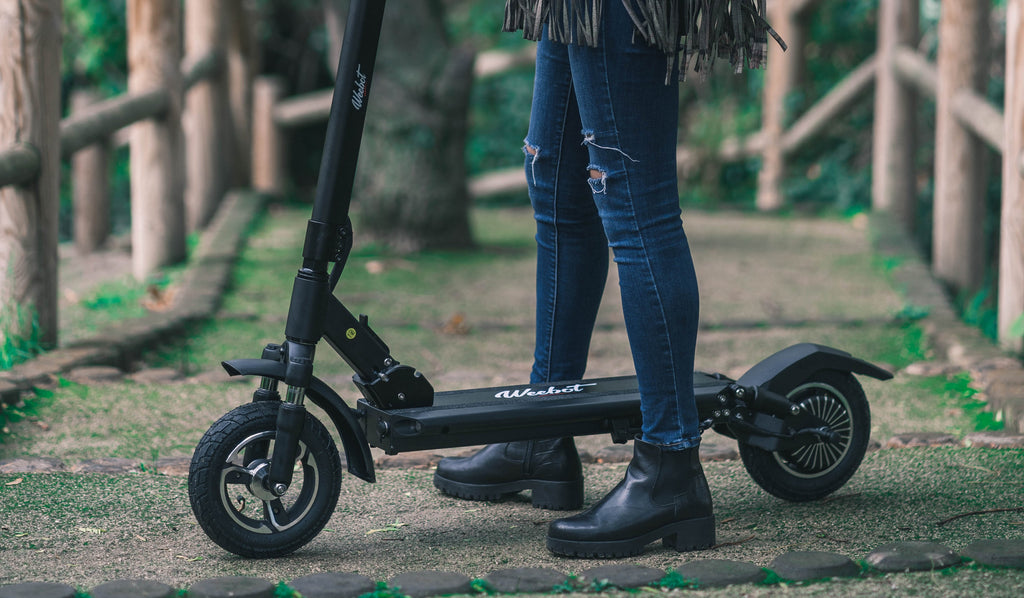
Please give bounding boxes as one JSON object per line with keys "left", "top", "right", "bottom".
{"left": 250, "top": 342, "right": 316, "bottom": 496}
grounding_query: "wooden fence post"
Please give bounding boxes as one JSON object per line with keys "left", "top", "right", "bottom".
{"left": 757, "top": 0, "right": 802, "bottom": 211}
{"left": 183, "top": 0, "right": 229, "bottom": 233}
{"left": 932, "top": 0, "right": 988, "bottom": 293}
{"left": 0, "top": 0, "right": 62, "bottom": 348}
{"left": 999, "top": 0, "right": 1024, "bottom": 351}
{"left": 225, "top": 0, "right": 254, "bottom": 188}
{"left": 127, "top": 0, "right": 185, "bottom": 281}
{"left": 872, "top": 0, "right": 919, "bottom": 231}
{"left": 71, "top": 89, "right": 111, "bottom": 254}
{"left": 252, "top": 76, "right": 286, "bottom": 195}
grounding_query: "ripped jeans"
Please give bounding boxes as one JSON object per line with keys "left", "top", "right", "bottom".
{"left": 524, "top": 2, "right": 701, "bottom": 449}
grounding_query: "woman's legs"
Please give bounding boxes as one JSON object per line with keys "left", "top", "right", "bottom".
{"left": 526, "top": 32, "right": 609, "bottom": 387}
{"left": 546, "top": 1, "right": 713, "bottom": 557}
{"left": 432, "top": 33, "right": 602, "bottom": 511}
{"left": 566, "top": 2, "right": 701, "bottom": 448}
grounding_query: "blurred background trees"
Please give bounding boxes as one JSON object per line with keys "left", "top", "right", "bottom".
{"left": 58, "top": 0, "right": 1007, "bottom": 299}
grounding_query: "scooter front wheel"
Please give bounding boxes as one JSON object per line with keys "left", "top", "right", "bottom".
{"left": 738, "top": 371, "right": 870, "bottom": 502}
{"left": 188, "top": 401, "right": 342, "bottom": 557}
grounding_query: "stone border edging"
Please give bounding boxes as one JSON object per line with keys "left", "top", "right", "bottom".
{"left": 868, "top": 214, "right": 1024, "bottom": 433}
{"left": 3, "top": 540, "right": 1024, "bottom": 597}
{"left": 0, "top": 190, "right": 268, "bottom": 407}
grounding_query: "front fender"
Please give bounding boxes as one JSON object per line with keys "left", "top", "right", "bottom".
{"left": 736, "top": 343, "right": 892, "bottom": 393}
{"left": 222, "top": 358, "right": 376, "bottom": 483}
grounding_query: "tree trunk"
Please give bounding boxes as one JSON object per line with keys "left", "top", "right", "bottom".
{"left": 0, "top": 0, "right": 62, "bottom": 349}
{"left": 327, "top": 0, "right": 475, "bottom": 251}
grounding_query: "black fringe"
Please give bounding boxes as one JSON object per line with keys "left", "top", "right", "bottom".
{"left": 503, "top": 0, "right": 785, "bottom": 82}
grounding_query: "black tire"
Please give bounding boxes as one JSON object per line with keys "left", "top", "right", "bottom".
{"left": 188, "top": 401, "right": 342, "bottom": 557}
{"left": 738, "top": 371, "right": 870, "bottom": 502}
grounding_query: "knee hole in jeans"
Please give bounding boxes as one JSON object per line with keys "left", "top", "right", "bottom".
{"left": 587, "top": 165, "right": 607, "bottom": 194}
{"left": 523, "top": 140, "right": 541, "bottom": 185}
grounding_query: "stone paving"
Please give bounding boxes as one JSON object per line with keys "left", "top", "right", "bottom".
{"left": 3, "top": 540, "right": 1024, "bottom": 597}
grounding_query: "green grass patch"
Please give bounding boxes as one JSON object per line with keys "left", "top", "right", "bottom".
{"left": 915, "top": 372, "right": 1005, "bottom": 433}
{"left": 1, "top": 305, "right": 44, "bottom": 370}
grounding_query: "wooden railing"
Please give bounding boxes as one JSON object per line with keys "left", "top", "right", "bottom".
{"left": 870, "top": 0, "right": 1023, "bottom": 351}
{"left": 0, "top": 0, "right": 252, "bottom": 347}
{"left": 3, "top": 1, "right": 1023, "bottom": 351}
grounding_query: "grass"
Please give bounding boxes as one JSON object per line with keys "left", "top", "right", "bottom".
{"left": 3, "top": 202, "right": 1021, "bottom": 595}
{"left": 2, "top": 448, "right": 1024, "bottom": 592}
{"left": 60, "top": 269, "right": 183, "bottom": 346}
{"left": 1, "top": 202, "right": 1001, "bottom": 460}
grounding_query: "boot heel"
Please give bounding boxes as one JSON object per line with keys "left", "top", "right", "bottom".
{"left": 530, "top": 479, "right": 584, "bottom": 510}
{"left": 661, "top": 516, "right": 716, "bottom": 552}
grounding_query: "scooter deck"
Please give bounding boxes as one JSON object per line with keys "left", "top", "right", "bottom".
{"left": 359, "top": 371, "right": 732, "bottom": 454}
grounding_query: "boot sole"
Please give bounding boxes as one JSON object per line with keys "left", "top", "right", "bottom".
{"left": 546, "top": 515, "right": 716, "bottom": 558}
{"left": 433, "top": 474, "right": 583, "bottom": 510}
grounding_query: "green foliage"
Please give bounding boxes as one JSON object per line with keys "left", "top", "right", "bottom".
{"left": 551, "top": 575, "right": 580, "bottom": 594}
{"left": 470, "top": 578, "right": 495, "bottom": 595}
{"left": 918, "top": 372, "right": 1005, "bottom": 433}
{"left": 654, "top": 569, "right": 698, "bottom": 590}
{"left": 467, "top": 67, "right": 534, "bottom": 184}
{"left": 1, "top": 305, "right": 43, "bottom": 370}
{"left": 959, "top": 286, "right": 1000, "bottom": 341}
{"left": 62, "top": 0, "right": 127, "bottom": 92}
{"left": 357, "top": 581, "right": 409, "bottom": 598}
{"left": 759, "top": 568, "right": 784, "bottom": 586}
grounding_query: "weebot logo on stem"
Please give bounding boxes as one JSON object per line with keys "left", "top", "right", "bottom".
{"left": 494, "top": 383, "right": 597, "bottom": 399}
{"left": 351, "top": 65, "right": 368, "bottom": 110}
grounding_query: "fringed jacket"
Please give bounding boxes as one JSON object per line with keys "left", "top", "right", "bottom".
{"left": 503, "top": 0, "right": 784, "bottom": 81}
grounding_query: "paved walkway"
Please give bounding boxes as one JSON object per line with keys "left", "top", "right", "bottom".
{"left": 2, "top": 200, "right": 1024, "bottom": 595}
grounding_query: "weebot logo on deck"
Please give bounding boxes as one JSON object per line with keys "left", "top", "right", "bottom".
{"left": 494, "top": 383, "right": 597, "bottom": 399}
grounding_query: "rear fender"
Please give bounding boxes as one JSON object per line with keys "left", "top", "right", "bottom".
{"left": 222, "top": 358, "right": 376, "bottom": 483}
{"left": 736, "top": 343, "right": 893, "bottom": 394}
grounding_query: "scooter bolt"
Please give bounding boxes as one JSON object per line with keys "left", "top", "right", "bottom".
{"left": 397, "top": 393, "right": 406, "bottom": 402}
{"left": 734, "top": 387, "right": 746, "bottom": 399}
{"left": 722, "top": 409, "right": 731, "bottom": 417}
{"left": 717, "top": 393, "right": 728, "bottom": 405}
{"left": 713, "top": 410, "right": 722, "bottom": 418}
{"left": 272, "top": 483, "right": 288, "bottom": 496}
{"left": 790, "top": 404, "right": 801, "bottom": 415}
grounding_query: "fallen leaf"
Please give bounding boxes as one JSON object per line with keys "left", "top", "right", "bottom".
{"left": 78, "top": 527, "right": 106, "bottom": 534}
{"left": 5, "top": 478, "right": 23, "bottom": 486}
{"left": 441, "top": 313, "right": 471, "bottom": 335}
{"left": 366, "top": 521, "right": 408, "bottom": 535}
{"left": 141, "top": 285, "right": 176, "bottom": 311}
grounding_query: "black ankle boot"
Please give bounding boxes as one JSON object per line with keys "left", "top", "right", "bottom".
{"left": 433, "top": 438, "right": 583, "bottom": 510}
{"left": 546, "top": 438, "right": 714, "bottom": 557}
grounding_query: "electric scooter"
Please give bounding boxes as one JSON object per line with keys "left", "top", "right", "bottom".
{"left": 187, "top": 0, "right": 893, "bottom": 558}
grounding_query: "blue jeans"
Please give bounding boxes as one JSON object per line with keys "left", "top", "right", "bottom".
{"left": 525, "top": 2, "right": 701, "bottom": 449}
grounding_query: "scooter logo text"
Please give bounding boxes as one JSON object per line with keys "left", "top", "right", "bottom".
{"left": 351, "top": 65, "right": 368, "bottom": 110}
{"left": 494, "top": 383, "right": 597, "bottom": 399}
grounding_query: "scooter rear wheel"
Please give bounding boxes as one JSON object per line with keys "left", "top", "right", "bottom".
{"left": 188, "top": 401, "right": 342, "bottom": 557}
{"left": 738, "top": 371, "right": 870, "bottom": 502}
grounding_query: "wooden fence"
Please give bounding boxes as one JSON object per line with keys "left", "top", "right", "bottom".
{"left": 0, "top": 0, "right": 251, "bottom": 347}
{"left": 2, "top": 0, "right": 1023, "bottom": 351}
